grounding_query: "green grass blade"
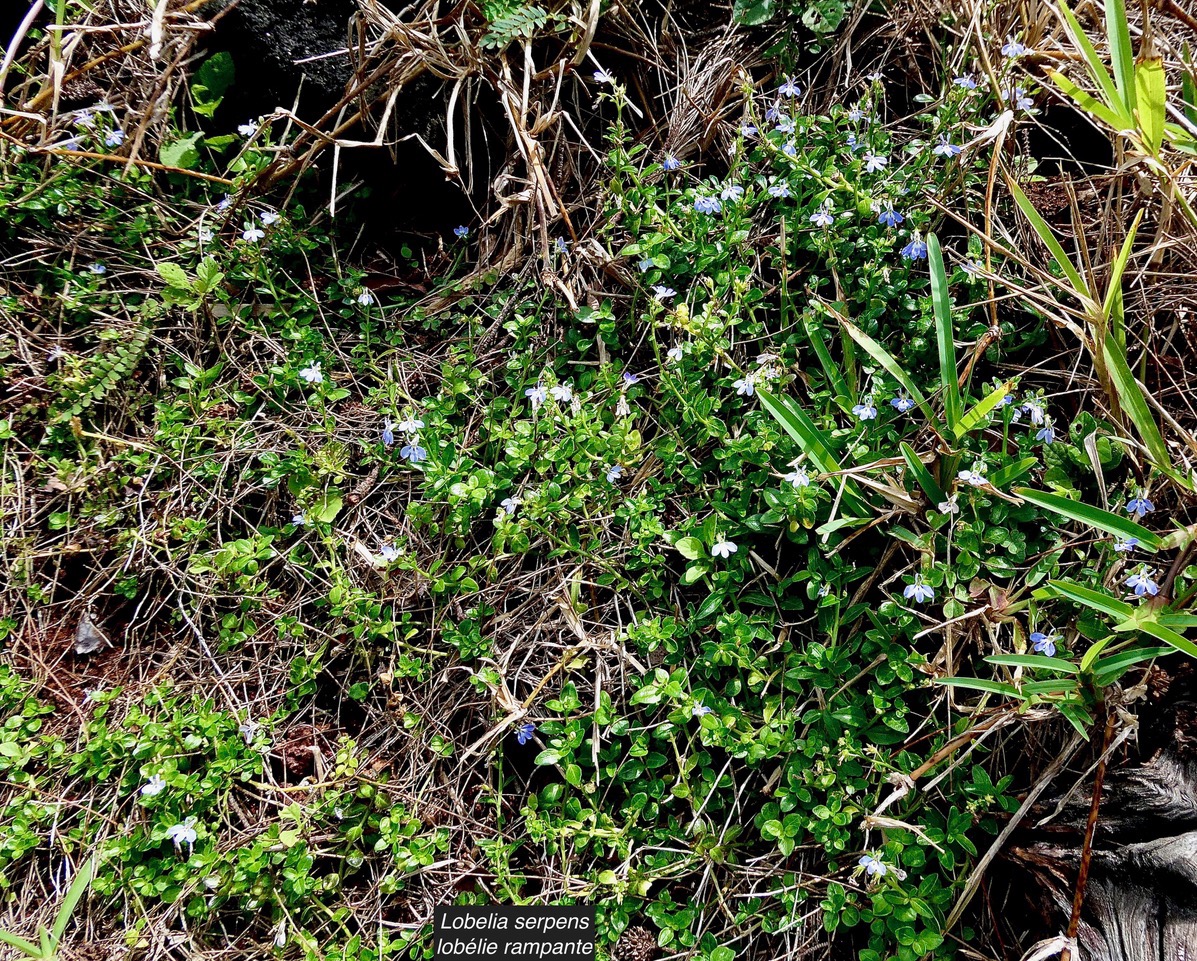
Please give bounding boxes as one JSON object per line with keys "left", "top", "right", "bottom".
{"left": 1047, "top": 69, "right": 1132, "bottom": 138}
{"left": 1101, "top": 332, "right": 1171, "bottom": 469}
{"left": 1091, "top": 644, "right": 1173, "bottom": 681}
{"left": 51, "top": 858, "right": 94, "bottom": 943}
{"left": 1014, "top": 487, "right": 1161, "bottom": 551}
{"left": 900, "top": 442, "right": 947, "bottom": 504}
{"left": 1106, "top": 0, "right": 1137, "bottom": 114}
{"left": 985, "top": 653, "right": 1080, "bottom": 673}
{"left": 803, "top": 311, "right": 852, "bottom": 412}
{"left": 757, "top": 389, "right": 872, "bottom": 516}
{"left": 1005, "top": 176, "right": 1090, "bottom": 299}
{"left": 936, "top": 677, "right": 1023, "bottom": 698}
{"left": 928, "top": 235, "right": 962, "bottom": 432}
{"left": 0, "top": 930, "right": 42, "bottom": 957}
{"left": 1057, "top": 0, "right": 1125, "bottom": 111}
{"left": 1020, "top": 679, "right": 1084, "bottom": 696}
{"left": 1134, "top": 56, "right": 1166, "bottom": 155}
{"left": 956, "top": 380, "right": 1013, "bottom": 439}
{"left": 1101, "top": 210, "right": 1143, "bottom": 325}
{"left": 987, "top": 456, "right": 1038, "bottom": 490}
{"left": 839, "top": 320, "right": 943, "bottom": 433}
{"left": 1136, "top": 620, "right": 1197, "bottom": 659}
{"left": 1046, "top": 579, "right": 1136, "bottom": 620}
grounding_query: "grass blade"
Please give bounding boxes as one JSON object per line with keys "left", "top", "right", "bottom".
{"left": 936, "top": 677, "right": 1023, "bottom": 698}
{"left": 803, "top": 310, "right": 852, "bottom": 411}
{"left": 1101, "top": 332, "right": 1171, "bottom": 469}
{"left": 1134, "top": 55, "right": 1166, "bottom": 155}
{"left": 928, "top": 235, "right": 962, "bottom": 432}
{"left": 955, "top": 379, "right": 1013, "bottom": 439}
{"left": 1100, "top": 210, "right": 1143, "bottom": 333}
{"left": 1004, "top": 176, "right": 1090, "bottom": 299}
{"left": 1106, "top": 0, "right": 1137, "bottom": 115}
{"left": 839, "top": 319, "right": 942, "bottom": 432}
{"left": 987, "top": 456, "right": 1037, "bottom": 490}
{"left": 1014, "top": 487, "right": 1161, "bottom": 551}
{"left": 900, "top": 442, "right": 947, "bottom": 504}
{"left": 1136, "top": 620, "right": 1197, "bottom": 659}
{"left": 1045, "top": 579, "right": 1135, "bottom": 620}
{"left": 1057, "top": 0, "right": 1126, "bottom": 113}
{"left": 1047, "top": 69, "right": 1132, "bottom": 137}
{"left": 985, "top": 653, "right": 1080, "bottom": 673}
{"left": 1091, "top": 644, "right": 1173, "bottom": 681}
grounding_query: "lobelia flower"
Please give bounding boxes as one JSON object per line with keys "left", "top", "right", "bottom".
{"left": 88, "top": 262, "right": 107, "bottom": 275}
{"left": 768, "top": 182, "right": 792, "bottom": 198}
{"left": 499, "top": 496, "right": 521, "bottom": 515}
{"left": 958, "top": 468, "right": 987, "bottom": 486}
{"left": 395, "top": 416, "right": 425, "bottom": 434}
{"left": 1126, "top": 494, "right": 1154, "bottom": 518}
{"left": 291, "top": 513, "right": 307, "bottom": 526}
{"left": 779, "top": 77, "right": 802, "bottom": 97}
{"left": 638, "top": 258, "right": 655, "bottom": 272}
{"left": 937, "top": 494, "right": 960, "bottom": 515}
{"left": 904, "top": 576, "right": 934, "bottom": 603}
{"left": 784, "top": 468, "right": 811, "bottom": 488}
{"left": 453, "top": 225, "right": 469, "bottom": 238}
{"left": 1035, "top": 419, "right": 1056, "bottom": 444}
{"left": 238, "top": 121, "right": 259, "bottom": 137}
{"left": 104, "top": 128, "right": 125, "bottom": 147}
{"left": 555, "top": 237, "right": 568, "bottom": 254}
{"left": 1030, "top": 631, "right": 1060, "bottom": 657}
{"left": 1021, "top": 399, "right": 1045, "bottom": 425}
{"left": 774, "top": 117, "right": 796, "bottom": 135}
{"left": 526, "top": 383, "right": 548, "bottom": 409}
{"left": 852, "top": 396, "right": 878, "bottom": 420}
{"left": 1006, "top": 86, "right": 1034, "bottom": 111}
{"left": 733, "top": 374, "right": 756, "bottom": 397}
{"left": 862, "top": 152, "right": 888, "bottom": 173}
{"left": 382, "top": 420, "right": 396, "bottom": 446}
{"left": 379, "top": 544, "right": 401, "bottom": 563}
{"left": 1126, "top": 565, "right": 1159, "bottom": 597}
{"left": 740, "top": 123, "right": 758, "bottom": 137}
{"left": 516, "top": 721, "right": 537, "bottom": 744}
{"left": 720, "top": 184, "right": 745, "bottom": 202}
{"left": 809, "top": 204, "right": 835, "bottom": 228}
{"left": 859, "top": 854, "right": 888, "bottom": 878}
{"left": 878, "top": 205, "right": 904, "bottom": 227}
{"left": 298, "top": 361, "right": 323, "bottom": 384}
{"left": 662, "top": 154, "right": 681, "bottom": 171}
{"left": 652, "top": 285, "right": 677, "bottom": 301}
{"left": 141, "top": 774, "right": 167, "bottom": 797}
{"left": 953, "top": 75, "right": 978, "bottom": 90}
{"left": 242, "top": 223, "right": 265, "bottom": 242}
{"left": 667, "top": 345, "right": 684, "bottom": 362}
{"left": 215, "top": 195, "right": 233, "bottom": 211}
{"left": 962, "top": 259, "right": 983, "bottom": 278}
{"left": 166, "top": 818, "right": 198, "bottom": 853}
{"left": 622, "top": 371, "right": 640, "bottom": 386}
{"left": 890, "top": 394, "right": 915, "bottom": 412}
{"left": 694, "top": 195, "right": 723, "bottom": 215}
{"left": 781, "top": 141, "right": 797, "bottom": 157}
{"left": 847, "top": 104, "right": 867, "bottom": 122}
{"left": 711, "top": 538, "right": 738, "bottom": 559}
{"left": 239, "top": 719, "right": 262, "bottom": 744}
{"left": 1002, "top": 38, "right": 1031, "bottom": 57}
{"left": 765, "top": 104, "right": 782, "bottom": 122}
{"left": 606, "top": 464, "right": 624, "bottom": 483}
{"left": 400, "top": 442, "right": 428, "bottom": 463}
{"left": 356, "top": 289, "right": 374, "bottom": 306}
{"left": 901, "top": 236, "right": 929, "bottom": 260}
{"left": 593, "top": 68, "right": 615, "bottom": 84}
{"left": 692, "top": 704, "right": 713, "bottom": 717}
{"left": 260, "top": 210, "right": 280, "bottom": 226}
{"left": 76, "top": 110, "right": 96, "bottom": 128}
{"left": 550, "top": 384, "right": 573, "bottom": 403}
{"left": 933, "top": 135, "right": 962, "bottom": 158}
{"left": 1114, "top": 536, "right": 1139, "bottom": 553}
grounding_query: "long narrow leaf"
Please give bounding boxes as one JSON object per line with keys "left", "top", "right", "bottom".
{"left": 803, "top": 312, "right": 852, "bottom": 411}
{"left": 1102, "top": 332, "right": 1171, "bottom": 468}
{"left": 1106, "top": 0, "right": 1137, "bottom": 114}
{"left": 51, "top": 858, "right": 94, "bottom": 942}
{"left": 1046, "top": 579, "right": 1136, "bottom": 619}
{"left": 1134, "top": 56, "right": 1166, "bottom": 155}
{"left": 757, "top": 389, "right": 872, "bottom": 516}
{"left": 928, "top": 235, "right": 962, "bottom": 431}
{"left": 1101, "top": 210, "right": 1143, "bottom": 325}
{"left": 839, "top": 320, "right": 942, "bottom": 432}
{"left": 0, "top": 930, "right": 41, "bottom": 956}
{"left": 956, "top": 380, "right": 1013, "bottom": 439}
{"left": 1091, "top": 644, "right": 1173, "bottom": 681}
{"left": 1057, "top": 0, "right": 1127, "bottom": 111}
{"left": 900, "top": 442, "right": 947, "bottom": 504}
{"left": 1135, "top": 620, "right": 1197, "bottom": 659}
{"left": 1047, "top": 69, "right": 1132, "bottom": 136}
{"left": 1014, "top": 487, "right": 1161, "bottom": 551}
{"left": 1005, "top": 176, "right": 1090, "bottom": 299}
{"left": 987, "top": 457, "right": 1037, "bottom": 490}
{"left": 936, "top": 677, "right": 1023, "bottom": 698}
{"left": 985, "top": 653, "right": 1079, "bottom": 673}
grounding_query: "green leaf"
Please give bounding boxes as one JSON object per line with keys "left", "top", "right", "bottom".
{"left": 1090, "top": 644, "right": 1172, "bottom": 682}
{"left": 534, "top": 748, "right": 563, "bottom": 765}
{"left": 51, "top": 858, "right": 93, "bottom": 942}
{"left": 1014, "top": 487, "right": 1161, "bottom": 551}
{"left": 1101, "top": 210, "right": 1143, "bottom": 329}
{"left": 987, "top": 457, "right": 1038, "bottom": 490}
{"left": 936, "top": 677, "right": 1023, "bottom": 699}
{"left": 986, "top": 653, "right": 1080, "bottom": 674}
{"left": 804, "top": 311, "right": 852, "bottom": 410}
{"left": 1106, "top": 0, "right": 1136, "bottom": 114}
{"left": 1135, "top": 620, "right": 1197, "bottom": 659}
{"left": 732, "top": 0, "right": 776, "bottom": 25}
{"left": 1005, "top": 176, "right": 1090, "bottom": 299}
{"left": 1048, "top": 70, "right": 1134, "bottom": 132}
{"left": 1134, "top": 56, "right": 1166, "bottom": 154}
{"left": 1045, "top": 579, "right": 1135, "bottom": 620}
{"left": 1055, "top": 0, "right": 1125, "bottom": 113}
{"left": 1019, "top": 679, "right": 1081, "bottom": 696}
{"left": 928, "top": 235, "right": 962, "bottom": 431}
{"left": 194, "top": 257, "right": 224, "bottom": 295}
{"left": 900, "top": 442, "right": 946, "bottom": 504}
{"left": 159, "top": 131, "right": 204, "bottom": 171}
{"left": 675, "top": 536, "right": 704, "bottom": 561}
{"left": 155, "top": 263, "right": 190, "bottom": 290}
{"left": 1101, "top": 332, "right": 1173, "bottom": 474}
{"left": 194, "top": 51, "right": 235, "bottom": 101}
{"left": 839, "top": 320, "right": 941, "bottom": 432}
{"left": 313, "top": 491, "right": 344, "bottom": 524}
{"left": 956, "top": 380, "right": 1013, "bottom": 439}
{"left": 0, "top": 929, "right": 41, "bottom": 957}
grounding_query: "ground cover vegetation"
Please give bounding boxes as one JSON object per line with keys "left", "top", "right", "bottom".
{"left": 2, "top": 0, "right": 1197, "bottom": 958}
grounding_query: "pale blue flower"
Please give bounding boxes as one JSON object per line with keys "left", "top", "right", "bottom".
{"left": 878, "top": 205, "right": 904, "bottom": 227}
{"left": 1036, "top": 420, "right": 1056, "bottom": 444}
{"left": 605, "top": 464, "right": 624, "bottom": 483}
{"left": 779, "top": 77, "right": 802, "bottom": 97}
{"left": 593, "top": 68, "right": 615, "bottom": 84}
{"left": 1030, "top": 631, "right": 1059, "bottom": 657}
{"left": 379, "top": 544, "right": 401, "bottom": 562}
{"left": 691, "top": 704, "right": 713, "bottom": 717}
{"left": 890, "top": 394, "right": 915, "bottom": 412}
{"left": 555, "top": 237, "right": 568, "bottom": 254}
{"left": 260, "top": 210, "right": 280, "bottom": 226}
{"left": 516, "top": 722, "right": 536, "bottom": 745}
{"left": 847, "top": 104, "right": 866, "bottom": 122}
{"left": 382, "top": 419, "right": 396, "bottom": 446}
{"left": 734, "top": 374, "right": 755, "bottom": 396}
{"left": 88, "top": 262, "right": 107, "bottom": 275}
{"left": 1002, "top": 39, "right": 1031, "bottom": 57}
{"left": 711, "top": 538, "right": 738, "bottom": 559}
{"left": 862, "top": 152, "right": 888, "bottom": 173}
{"left": 1126, "top": 566, "right": 1159, "bottom": 597}
{"left": 500, "top": 496, "right": 521, "bottom": 515}
{"left": 526, "top": 384, "right": 548, "bottom": 409}
{"left": 859, "top": 854, "right": 888, "bottom": 877}
{"left": 958, "top": 468, "right": 987, "bottom": 486}
{"left": 395, "top": 416, "right": 425, "bottom": 434}
{"left": 622, "top": 371, "right": 640, "bottom": 385}
{"left": 453, "top": 225, "right": 469, "bottom": 238}
{"left": 774, "top": 117, "right": 796, "bottom": 134}
{"left": 768, "top": 182, "right": 791, "bottom": 198}
{"left": 740, "top": 123, "right": 758, "bottom": 137}
{"left": 549, "top": 384, "right": 573, "bottom": 403}
{"left": 662, "top": 154, "right": 681, "bottom": 171}
{"left": 904, "top": 577, "right": 934, "bottom": 603}
{"left": 720, "top": 184, "right": 745, "bottom": 202}
{"left": 104, "top": 128, "right": 125, "bottom": 147}
{"left": 694, "top": 195, "right": 722, "bottom": 215}
{"left": 765, "top": 104, "right": 782, "bottom": 122}
{"left": 652, "top": 285, "right": 677, "bottom": 301}
{"left": 1114, "top": 537, "right": 1139, "bottom": 553}
{"left": 638, "top": 257, "right": 655, "bottom": 272}
{"left": 238, "top": 121, "right": 259, "bottom": 137}
{"left": 291, "top": 513, "right": 306, "bottom": 526}
{"left": 853, "top": 397, "right": 878, "bottom": 420}
{"left": 933, "top": 135, "right": 962, "bottom": 158}
{"left": 666, "top": 345, "right": 684, "bottom": 362}
{"left": 1126, "top": 494, "right": 1154, "bottom": 518}
{"left": 400, "top": 442, "right": 428, "bottom": 463}
{"left": 1021, "top": 399, "right": 1045, "bottom": 425}
{"left": 901, "top": 236, "right": 928, "bottom": 260}
{"left": 298, "top": 362, "right": 323, "bottom": 384}
{"left": 809, "top": 205, "right": 834, "bottom": 228}
{"left": 953, "top": 75, "right": 977, "bottom": 90}
{"left": 141, "top": 774, "right": 167, "bottom": 797}
{"left": 781, "top": 141, "right": 797, "bottom": 157}
{"left": 784, "top": 468, "right": 810, "bottom": 488}
{"left": 1006, "top": 86, "right": 1034, "bottom": 111}
{"left": 242, "top": 223, "right": 265, "bottom": 242}
{"left": 166, "top": 818, "right": 198, "bottom": 852}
